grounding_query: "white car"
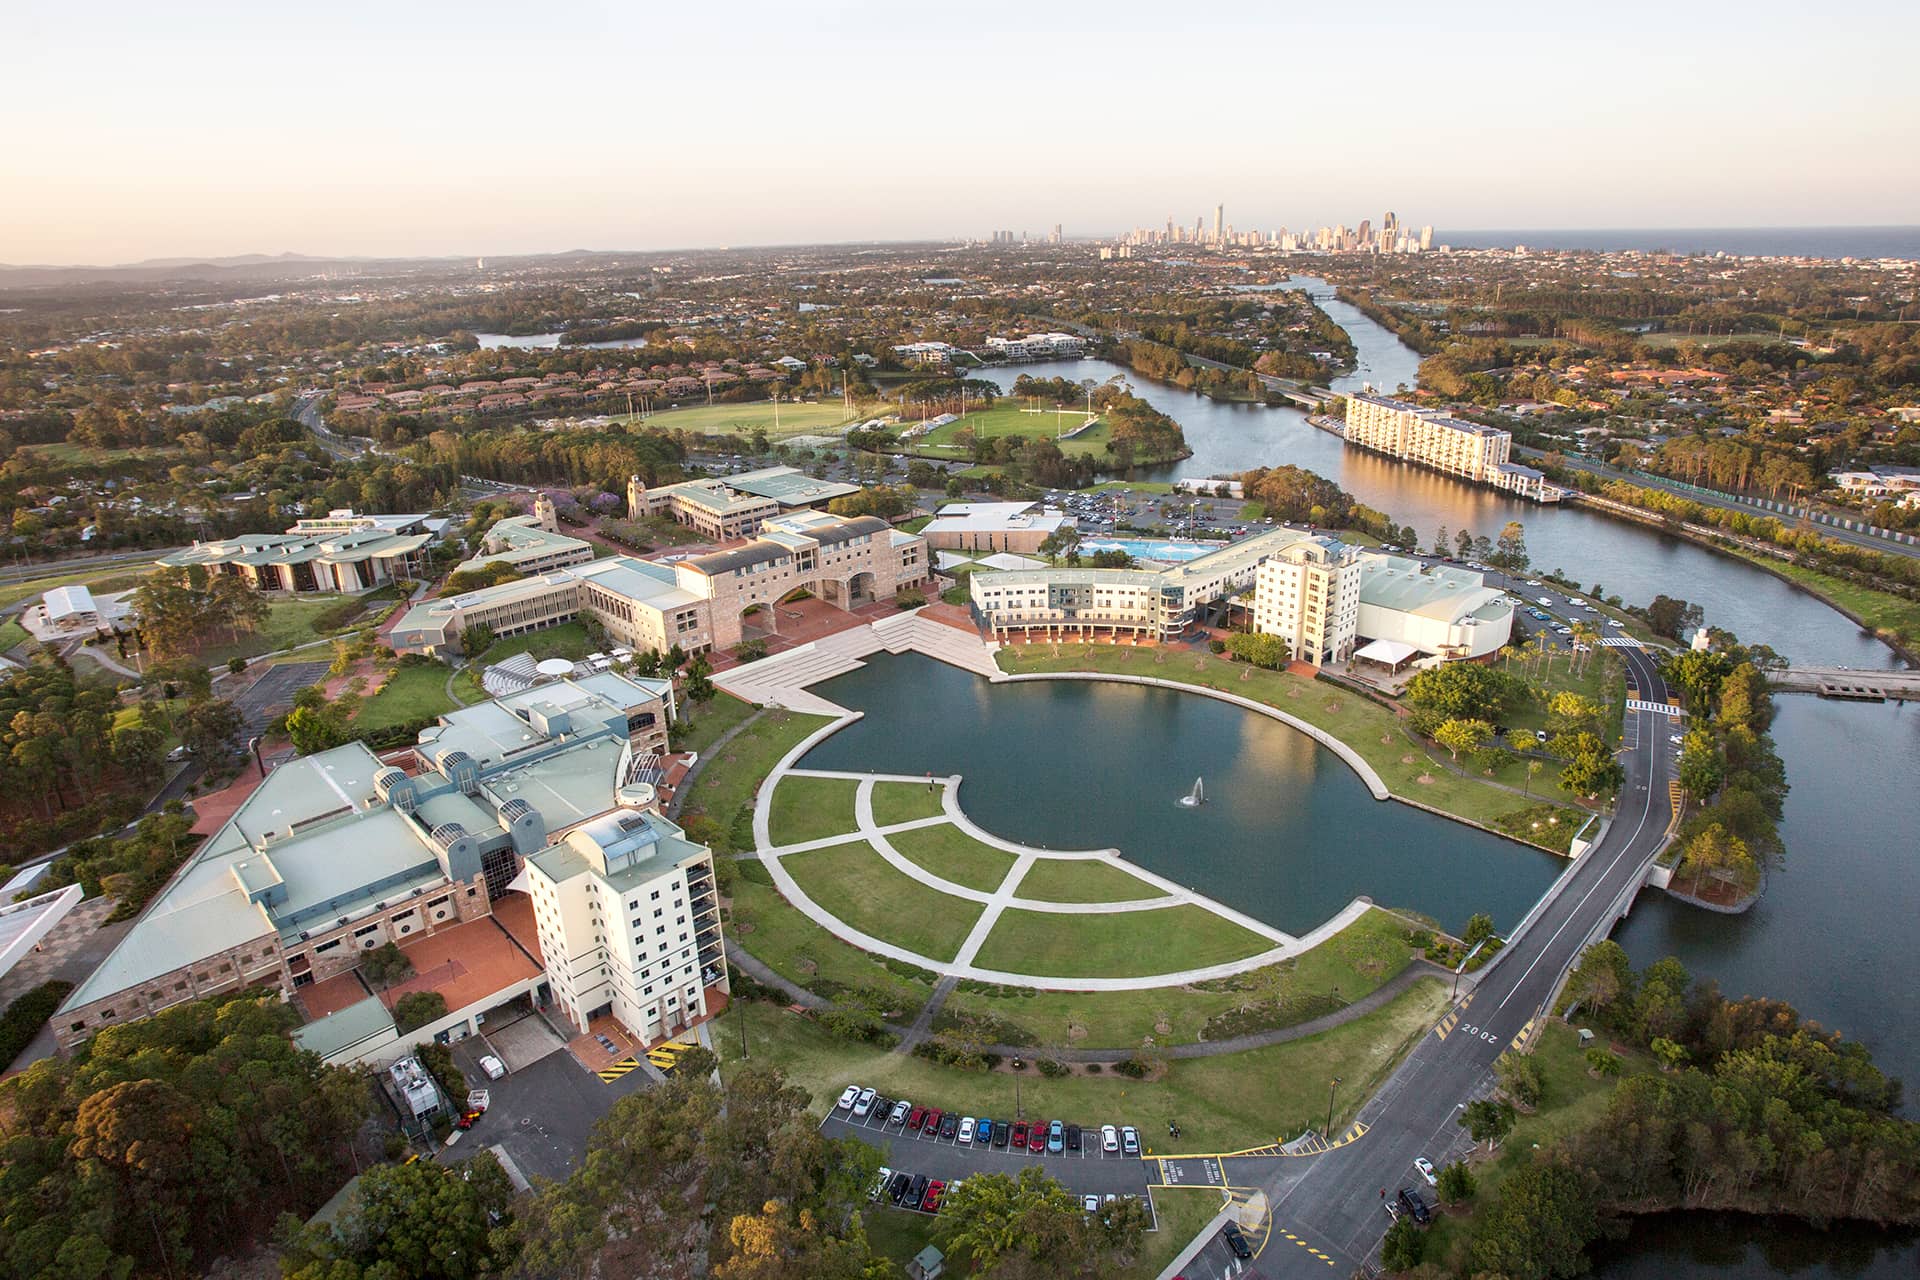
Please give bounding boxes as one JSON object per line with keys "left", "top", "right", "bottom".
{"left": 1568, "top": 597, "right": 1587, "bottom": 607}
{"left": 1122, "top": 1125, "right": 1140, "bottom": 1156}
{"left": 479, "top": 1054, "right": 507, "bottom": 1080}
{"left": 1101, "top": 1124, "right": 1120, "bottom": 1153}
{"left": 835, "top": 1085, "right": 860, "bottom": 1111}
{"left": 1527, "top": 579, "right": 1543, "bottom": 587}
{"left": 889, "top": 1100, "right": 911, "bottom": 1126}
{"left": 871, "top": 1166, "right": 892, "bottom": 1200}
{"left": 1415, "top": 1156, "right": 1437, "bottom": 1185}
{"left": 1082, "top": 1194, "right": 1101, "bottom": 1213}
{"left": 958, "top": 1117, "right": 976, "bottom": 1144}
{"left": 853, "top": 1087, "right": 877, "bottom": 1118}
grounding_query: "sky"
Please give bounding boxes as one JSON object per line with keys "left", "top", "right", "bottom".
{"left": 3, "top": 0, "right": 1918, "bottom": 264}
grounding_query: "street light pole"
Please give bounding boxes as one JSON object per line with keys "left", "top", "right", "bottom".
{"left": 1326, "top": 1076, "right": 1341, "bottom": 1138}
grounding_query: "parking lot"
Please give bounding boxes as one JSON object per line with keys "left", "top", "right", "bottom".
{"left": 820, "top": 1095, "right": 1157, "bottom": 1211}
{"left": 232, "top": 660, "right": 328, "bottom": 736}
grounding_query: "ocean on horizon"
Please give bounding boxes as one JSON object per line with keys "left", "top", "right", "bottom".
{"left": 1445, "top": 226, "right": 1920, "bottom": 260}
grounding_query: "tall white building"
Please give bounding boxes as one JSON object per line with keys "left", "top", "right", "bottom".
{"left": 1251, "top": 536, "right": 1363, "bottom": 664}
{"left": 1343, "top": 392, "right": 1513, "bottom": 483}
{"left": 521, "top": 807, "right": 724, "bottom": 1041}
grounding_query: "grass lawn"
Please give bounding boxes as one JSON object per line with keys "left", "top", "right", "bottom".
{"left": 781, "top": 840, "right": 984, "bottom": 962}
{"left": 0, "top": 618, "right": 29, "bottom": 651}
{"left": 716, "top": 977, "right": 1451, "bottom": 1152}
{"left": 676, "top": 691, "right": 756, "bottom": 755}
{"left": 971, "top": 904, "right": 1271, "bottom": 980}
{"left": 20, "top": 441, "right": 182, "bottom": 465}
{"left": 1014, "top": 857, "right": 1162, "bottom": 903}
{"left": 769, "top": 776, "right": 862, "bottom": 846}
{"left": 612, "top": 400, "right": 861, "bottom": 441}
{"left": 0, "top": 568, "right": 148, "bottom": 612}
{"left": 886, "top": 823, "right": 1018, "bottom": 893}
{"left": 994, "top": 644, "right": 1581, "bottom": 844}
{"left": 353, "top": 662, "right": 456, "bottom": 732}
{"left": 679, "top": 709, "right": 834, "bottom": 854}
{"left": 477, "top": 620, "right": 595, "bottom": 666}
{"left": 870, "top": 780, "right": 947, "bottom": 827}
{"left": 190, "top": 597, "right": 347, "bottom": 667}
{"left": 942, "top": 907, "right": 1414, "bottom": 1049}
{"left": 911, "top": 403, "right": 1118, "bottom": 461}
{"left": 728, "top": 871, "right": 931, "bottom": 1009}
{"left": 1420, "top": 1022, "right": 1649, "bottom": 1259}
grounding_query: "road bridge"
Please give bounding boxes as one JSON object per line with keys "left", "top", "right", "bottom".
{"left": 1770, "top": 665, "right": 1920, "bottom": 701}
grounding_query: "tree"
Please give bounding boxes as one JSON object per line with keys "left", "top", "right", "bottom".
{"left": 1649, "top": 1036, "right": 1689, "bottom": 1071}
{"left": 361, "top": 942, "right": 414, "bottom": 989}
{"left": 1434, "top": 717, "right": 1494, "bottom": 761}
{"left": 1468, "top": 1161, "right": 1600, "bottom": 1280}
{"left": 460, "top": 623, "right": 495, "bottom": 659}
{"left": 1404, "top": 663, "right": 1526, "bottom": 725}
{"left": 683, "top": 653, "right": 715, "bottom": 703}
{"left": 393, "top": 991, "right": 448, "bottom": 1033}
{"left": 1460, "top": 1098, "right": 1516, "bottom": 1150}
{"left": 1494, "top": 520, "right": 1530, "bottom": 571}
{"left": 1676, "top": 728, "right": 1724, "bottom": 800}
{"left": 1380, "top": 1215, "right": 1425, "bottom": 1271}
{"left": 1225, "top": 631, "right": 1289, "bottom": 669}
{"left": 1037, "top": 525, "right": 1082, "bottom": 564}
{"left": 280, "top": 1153, "right": 513, "bottom": 1280}
{"left": 1585, "top": 1047, "right": 1622, "bottom": 1076}
{"left": 1564, "top": 940, "right": 1634, "bottom": 1018}
{"left": 180, "top": 697, "right": 244, "bottom": 760}
{"left": 1645, "top": 594, "right": 1704, "bottom": 642}
{"left": 936, "top": 1166, "right": 1110, "bottom": 1275}
{"left": 286, "top": 702, "right": 351, "bottom": 755}
{"left": 1497, "top": 1050, "right": 1545, "bottom": 1107}
{"left": 1462, "top": 912, "right": 1496, "bottom": 948}
{"left": 1431, "top": 525, "right": 1449, "bottom": 556}
{"left": 1436, "top": 1161, "right": 1476, "bottom": 1202}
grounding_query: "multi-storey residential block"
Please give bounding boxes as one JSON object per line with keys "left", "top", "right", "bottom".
{"left": 1343, "top": 392, "right": 1512, "bottom": 483}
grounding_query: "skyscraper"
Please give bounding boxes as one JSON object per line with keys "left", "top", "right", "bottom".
{"left": 1213, "top": 204, "right": 1224, "bottom": 246}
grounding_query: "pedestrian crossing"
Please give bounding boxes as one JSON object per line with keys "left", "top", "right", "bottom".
{"left": 1626, "top": 698, "right": 1687, "bottom": 717}
{"left": 1599, "top": 636, "right": 1643, "bottom": 648}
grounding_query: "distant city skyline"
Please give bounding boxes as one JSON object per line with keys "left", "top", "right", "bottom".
{"left": 4, "top": 0, "right": 1918, "bottom": 264}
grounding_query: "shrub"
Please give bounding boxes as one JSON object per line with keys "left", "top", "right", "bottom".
{"left": 1585, "top": 1046, "right": 1622, "bottom": 1076}
{"left": 1037, "top": 1057, "right": 1068, "bottom": 1078}
{"left": 1084, "top": 1062, "right": 1103, "bottom": 1074}
{"left": 1113, "top": 1058, "right": 1147, "bottom": 1079}
{"left": 0, "top": 979, "right": 74, "bottom": 1071}
{"left": 227, "top": 656, "right": 246, "bottom": 674}
{"left": 413, "top": 1040, "right": 468, "bottom": 1101}
{"left": 894, "top": 589, "right": 926, "bottom": 609}
{"left": 1208, "top": 638, "right": 1227, "bottom": 655}
{"left": 1437, "top": 1161, "right": 1476, "bottom": 1202}
{"left": 732, "top": 639, "right": 769, "bottom": 664}
{"left": 394, "top": 991, "right": 448, "bottom": 1033}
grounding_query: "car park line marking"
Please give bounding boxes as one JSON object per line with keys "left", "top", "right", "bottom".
{"left": 597, "top": 1057, "right": 639, "bottom": 1082}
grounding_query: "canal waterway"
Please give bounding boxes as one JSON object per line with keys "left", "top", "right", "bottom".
{"left": 800, "top": 651, "right": 1563, "bottom": 938}
{"left": 982, "top": 279, "right": 1901, "bottom": 670}
{"left": 976, "top": 289, "right": 1920, "bottom": 1273}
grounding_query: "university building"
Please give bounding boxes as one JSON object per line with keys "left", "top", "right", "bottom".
{"left": 156, "top": 509, "right": 438, "bottom": 593}
{"left": 627, "top": 465, "right": 861, "bottom": 541}
{"left": 53, "top": 672, "right": 726, "bottom": 1065}
{"left": 390, "top": 510, "right": 929, "bottom": 658}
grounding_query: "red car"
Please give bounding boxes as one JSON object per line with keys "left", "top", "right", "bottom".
{"left": 1011, "top": 1121, "right": 1029, "bottom": 1149}
{"left": 906, "top": 1105, "right": 926, "bottom": 1131}
{"left": 922, "top": 1179, "right": 946, "bottom": 1213}
{"left": 921, "top": 1108, "right": 944, "bottom": 1134}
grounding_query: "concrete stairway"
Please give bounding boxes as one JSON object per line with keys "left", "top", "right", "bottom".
{"left": 713, "top": 611, "right": 1000, "bottom": 714}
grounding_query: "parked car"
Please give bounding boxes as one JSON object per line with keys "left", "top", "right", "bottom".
{"left": 1398, "top": 1187, "right": 1431, "bottom": 1224}
{"left": 836, "top": 1085, "right": 860, "bottom": 1111}
{"left": 1047, "top": 1120, "right": 1065, "bottom": 1154}
{"left": 907, "top": 1174, "right": 929, "bottom": 1207}
{"left": 1415, "top": 1156, "right": 1437, "bottom": 1186}
{"left": 1011, "top": 1121, "right": 1029, "bottom": 1149}
{"left": 1064, "top": 1123, "right": 1082, "bottom": 1152}
{"left": 853, "top": 1088, "right": 876, "bottom": 1118}
{"left": 922, "top": 1179, "right": 946, "bottom": 1213}
{"left": 1101, "top": 1124, "right": 1120, "bottom": 1153}
{"left": 870, "top": 1095, "right": 892, "bottom": 1121}
{"left": 939, "top": 1113, "right": 959, "bottom": 1140}
{"left": 1121, "top": 1125, "right": 1140, "bottom": 1156}
{"left": 1222, "top": 1222, "right": 1253, "bottom": 1260}
{"left": 887, "top": 1172, "right": 912, "bottom": 1204}
{"left": 977, "top": 1116, "right": 993, "bottom": 1144}
{"left": 889, "top": 1100, "right": 911, "bottom": 1126}
{"left": 906, "top": 1105, "right": 926, "bottom": 1130}
{"left": 922, "top": 1108, "right": 944, "bottom": 1135}
{"left": 1082, "top": 1194, "right": 1101, "bottom": 1214}
{"left": 479, "top": 1055, "right": 507, "bottom": 1080}
{"left": 870, "top": 1166, "right": 892, "bottom": 1200}
{"left": 958, "top": 1117, "right": 976, "bottom": 1144}
{"left": 992, "top": 1119, "right": 1010, "bottom": 1148}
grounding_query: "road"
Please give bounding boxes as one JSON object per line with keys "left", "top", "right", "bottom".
{"left": 1516, "top": 446, "right": 1920, "bottom": 560}
{"left": 1241, "top": 642, "right": 1677, "bottom": 1276}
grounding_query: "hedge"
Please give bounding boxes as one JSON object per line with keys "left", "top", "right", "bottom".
{"left": 0, "top": 980, "right": 74, "bottom": 1071}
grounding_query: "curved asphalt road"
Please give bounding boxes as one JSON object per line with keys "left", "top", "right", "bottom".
{"left": 1235, "top": 643, "right": 1675, "bottom": 1276}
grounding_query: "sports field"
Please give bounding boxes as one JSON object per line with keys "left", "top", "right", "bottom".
{"left": 908, "top": 402, "right": 1112, "bottom": 458}
{"left": 609, "top": 400, "right": 864, "bottom": 440}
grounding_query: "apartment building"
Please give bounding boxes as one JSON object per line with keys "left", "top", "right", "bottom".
{"left": 1251, "top": 536, "right": 1363, "bottom": 665}
{"left": 1343, "top": 392, "right": 1512, "bottom": 483}
{"left": 53, "top": 672, "right": 685, "bottom": 1062}
{"left": 156, "top": 508, "right": 437, "bottom": 593}
{"left": 391, "top": 511, "right": 928, "bottom": 657}
{"left": 628, "top": 466, "right": 860, "bottom": 540}
{"left": 520, "top": 807, "right": 723, "bottom": 1041}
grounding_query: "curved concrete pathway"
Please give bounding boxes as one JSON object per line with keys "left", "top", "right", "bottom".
{"left": 750, "top": 714, "right": 1372, "bottom": 991}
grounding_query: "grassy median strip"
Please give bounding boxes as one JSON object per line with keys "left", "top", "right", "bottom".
{"left": 887, "top": 823, "right": 1019, "bottom": 893}
{"left": 769, "top": 775, "right": 862, "bottom": 845}
{"left": 870, "top": 779, "right": 948, "bottom": 826}
{"left": 716, "top": 977, "right": 1451, "bottom": 1152}
{"left": 971, "top": 904, "right": 1271, "bottom": 980}
{"left": 1014, "top": 857, "right": 1163, "bottom": 903}
{"left": 783, "top": 840, "right": 984, "bottom": 963}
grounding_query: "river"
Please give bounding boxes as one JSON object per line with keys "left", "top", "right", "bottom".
{"left": 982, "top": 283, "right": 1920, "bottom": 1274}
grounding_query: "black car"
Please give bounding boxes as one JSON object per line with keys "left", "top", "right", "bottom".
{"left": 939, "top": 1112, "right": 959, "bottom": 1140}
{"left": 907, "top": 1174, "right": 930, "bottom": 1208}
{"left": 1222, "top": 1222, "right": 1252, "bottom": 1260}
{"left": 869, "top": 1095, "right": 892, "bottom": 1122}
{"left": 887, "top": 1172, "right": 912, "bottom": 1205}
{"left": 1064, "top": 1123, "right": 1082, "bottom": 1152}
{"left": 1398, "top": 1187, "right": 1431, "bottom": 1225}
{"left": 992, "top": 1120, "right": 1011, "bottom": 1148}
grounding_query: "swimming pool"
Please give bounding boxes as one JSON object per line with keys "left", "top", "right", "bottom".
{"left": 1079, "top": 537, "right": 1224, "bottom": 563}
